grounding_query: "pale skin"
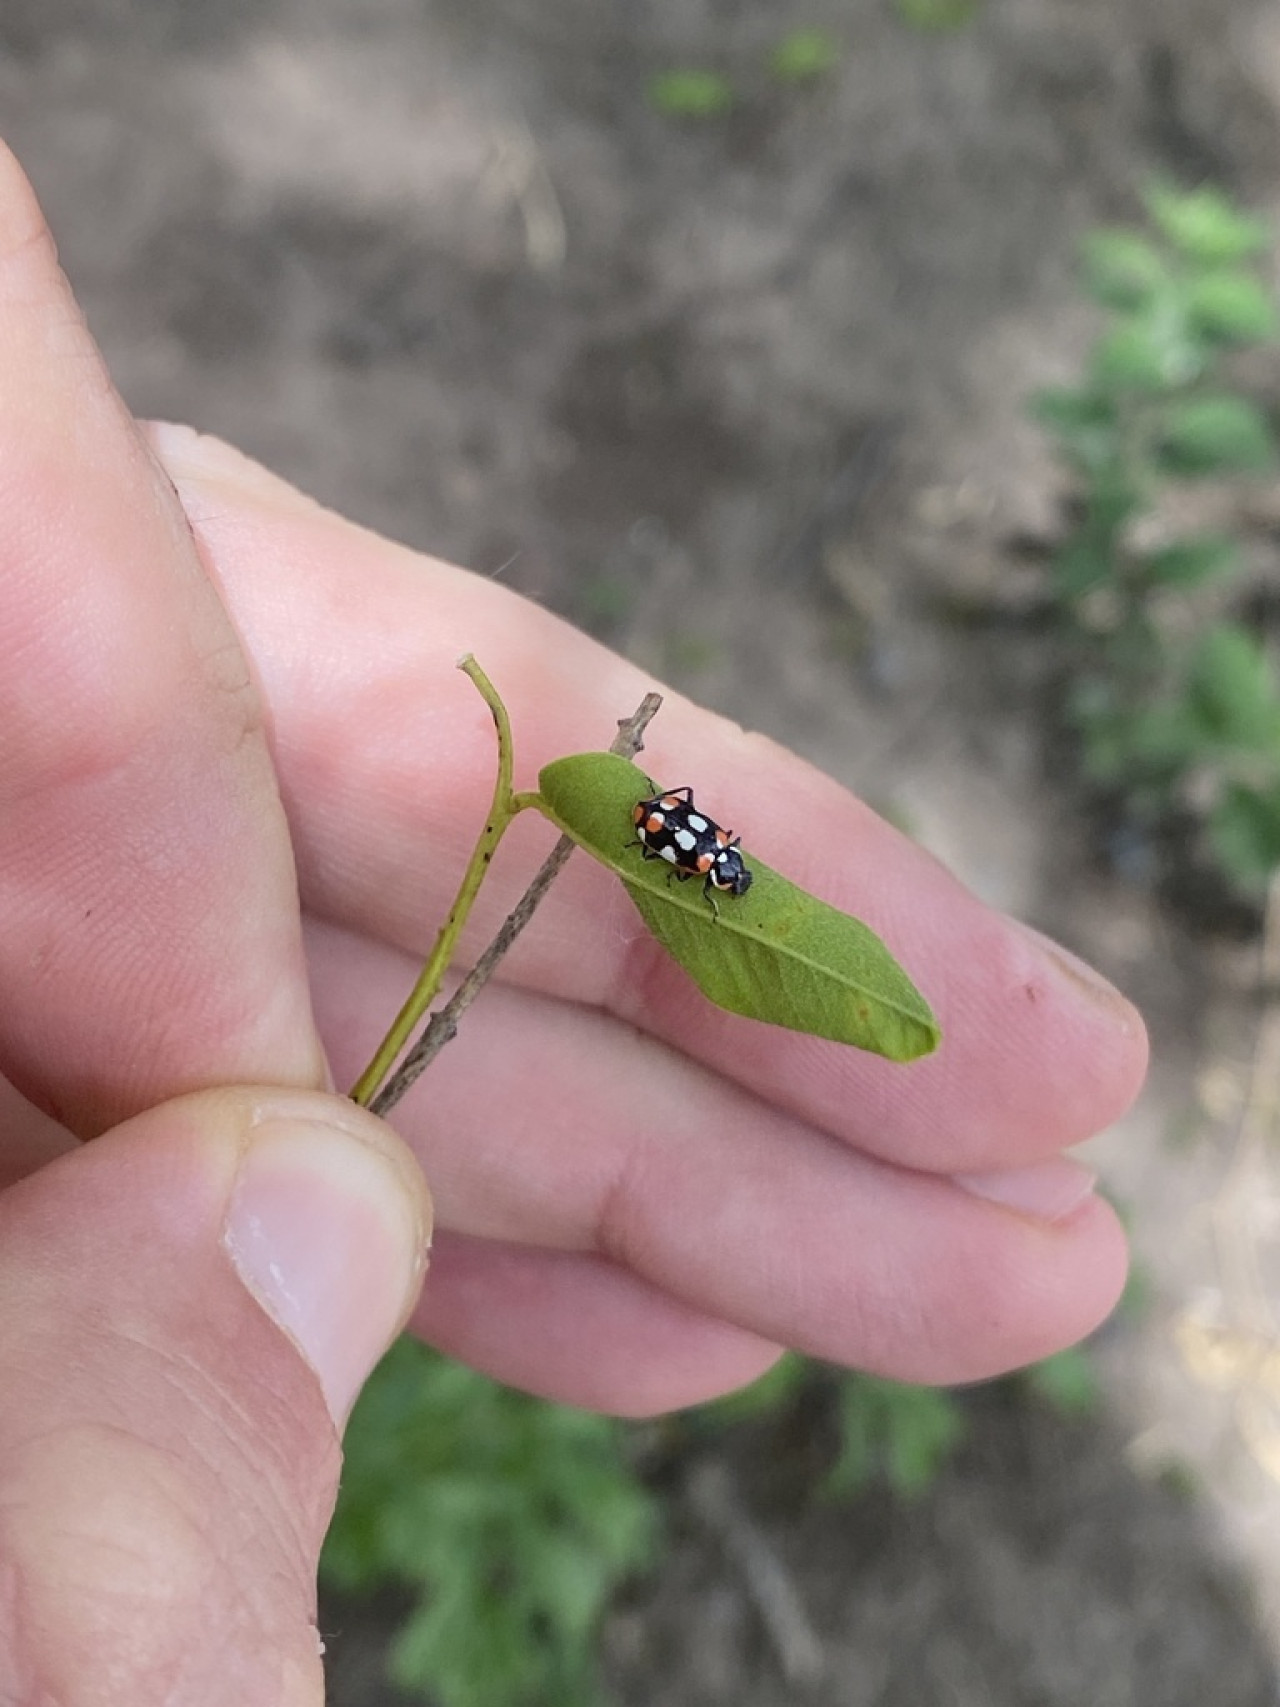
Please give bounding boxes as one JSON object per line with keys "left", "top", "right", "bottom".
{"left": 0, "top": 142, "right": 1147, "bottom": 1700}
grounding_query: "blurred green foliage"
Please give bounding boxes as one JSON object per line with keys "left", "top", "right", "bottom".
{"left": 323, "top": 1343, "right": 978, "bottom": 1705}
{"left": 646, "top": 68, "right": 734, "bottom": 120}
{"left": 1020, "top": 1346, "right": 1101, "bottom": 1417}
{"left": 823, "top": 1373, "right": 967, "bottom": 1499}
{"left": 322, "top": 1337, "right": 656, "bottom": 1707}
{"left": 325, "top": 1330, "right": 1123, "bottom": 1706}
{"left": 647, "top": 26, "right": 839, "bottom": 120}
{"left": 1032, "top": 184, "right": 1280, "bottom": 896}
{"left": 700, "top": 1353, "right": 967, "bottom": 1499}
{"left": 769, "top": 28, "right": 840, "bottom": 82}
{"left": 893, "top": 0, "right": 983, "bottom": 31}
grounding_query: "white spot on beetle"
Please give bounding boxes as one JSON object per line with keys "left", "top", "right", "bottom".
{"left": 659, "top": 844, "right": 679, "bottom": 863}
{"left": 686, "top": 813, "right": 708, "bottom": 832}
{"left": 673, "top": 828, "right": 697, "bottom": 851}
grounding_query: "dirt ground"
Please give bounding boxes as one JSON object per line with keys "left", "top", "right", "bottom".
{"left": 9, "top": 0, "right": 1280, "bottom": 1701}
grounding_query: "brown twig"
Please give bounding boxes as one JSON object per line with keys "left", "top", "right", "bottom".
{"left": 369, "top": 692, "right": 662, "bottom": 1117}
{"left": 685, "top": 1459, "right": 826, "bottom": 1689}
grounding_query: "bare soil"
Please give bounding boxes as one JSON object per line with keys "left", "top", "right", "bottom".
{"left": 7, "top": 1, "right": 1280, "bottom": 1701}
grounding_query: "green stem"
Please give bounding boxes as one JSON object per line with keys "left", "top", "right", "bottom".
{"left": 365, "top": 689, "right": 665, "bottom": 1117}
{"left": 349, "top": 655, "right": 527, "bottom": 1106}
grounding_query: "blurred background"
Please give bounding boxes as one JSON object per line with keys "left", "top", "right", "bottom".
{"left": 9, "top": 0, "right": 1280, "bottom": 1701}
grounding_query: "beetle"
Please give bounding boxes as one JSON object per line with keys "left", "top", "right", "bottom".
{"left": 631, "top": 784, "right": 753, "bottom": 917}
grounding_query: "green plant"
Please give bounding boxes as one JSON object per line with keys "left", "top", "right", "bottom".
{"left": 647, "top": 29, "right": 840, "bottom": 120}
{"left": 327, "top": 1350, "right": 974, "bottom": 1704}
{"left": 352, "top": 660, "right": 937, "bottom": 1112}
{"left": 322, "top": 1338, "right": 656, "bottom": 1707}
{"left": 646, "top": 69, "right": 734, "bottom": 120}
{"left": 823, "top": 1374, "right": 966, "bottom": 1499}
{"left": 1020, "top": 1345, "right": 1100, "bottom": 1417}
{"left": 697, "top": 1355, "right": 965, "bottom": 1500}
{"left": 893, "top": 0, "right": 983, "bottom": 31}
{"left": 1032, "top": 184, "right": 1280, "bottom": 896}
{"left": 768, "top": 28, "right": 840, "bottom": 83}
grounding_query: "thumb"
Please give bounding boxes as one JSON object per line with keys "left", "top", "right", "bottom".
{"left": 0, "top": 1087, "right": 431, "bottom": 1704}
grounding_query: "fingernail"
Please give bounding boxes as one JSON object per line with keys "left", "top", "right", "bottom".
{"left": 952, "top": 1155, "right": 1098, "bottom": 1224}
{"left": 1012, "top": 919, "right": 1140, "bottom": 1029}
{"left": 224, "top": 1107, "right": 431, "bottom": 1424}
{"left": 145, "top": 419, "right": 316, "bottom": 512}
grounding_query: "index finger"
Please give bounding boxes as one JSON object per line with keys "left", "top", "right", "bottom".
{"left": 0, "top": 154, "right": 324, "bottom": 1136}
{"left": 152, "top": 426, "right": 1147, "bottom": 1175}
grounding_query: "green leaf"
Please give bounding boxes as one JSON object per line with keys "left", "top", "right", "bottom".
{"left": 1067, "top": 676, "right": 1202, "bottom": 795}
{"left": 521, "top": 1530, "right": 612, "bottom": 1644}
{"left": 647, "top": 68, "right": 734, "bottom": 118}
{"left": 1120, "top": 701, "right": 1208, "bottom": 771}
{"left": 1030, "top": 386, "right": 1114, "bottom": 434}
{"left": 1080, "top": 230, "right": 1169, "bottom": 311}
{"left": 893, "top": 0, "right": 981, "bottom": 30}
{"left": 1187, "top": 622, "right": 1280, "bottom": 750}
{"left": 769, "top": 28, "right": 839, "bottom": 81}
{"left": 1029, "top": 386, "right": 1120, "bottom": 474}
{"left": 536, "top": 752, "right": 940, "bottom": 1061}
{"left": 1052, "top": 537, "right": 1115, "bottom": 601}
{"left": 1144, "top": 183, "right": 1270, "bottom": 265}
{"left": 1156, "top": 394, "right": 1276, "bottom": 476}
{"left": 824, "top": 1376, "right": 964, "bottom": 1500}
{"left": 1186, "top": 271, "right": 1279, "bottom": 345}
{"left": 1209, "top": 783, "right": 1280, "bottom": 890}
{"left": 1022, "top": 1347, "right": 1100, "bottom": 1416}
{"left": 1089, "top": 314, "right": 1202, "bottom": 392}
{"left": 1139, "top": 534, "right": 1240, "bottom": 589}
{"left": 1049, "top": 473, "right": 1146, "bottom": 603}
{"left": 1085, "top": 472, "right": 1148, "bottom": 536}
{"left": 1073, "top": 699, "right": 1195, "bottom": 785}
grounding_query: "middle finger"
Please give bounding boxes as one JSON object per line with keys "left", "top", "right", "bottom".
{"left": 309, "top": 917, "right": 1127, "bottom": 1385}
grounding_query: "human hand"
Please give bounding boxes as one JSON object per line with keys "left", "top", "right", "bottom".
{"left": 0, "top": 133, "right": 1145, "bottom": 1696}
{"left": 152, "top": 417, "right": 1144, "bottom": 1411}
{"left": 1, "top": 133, "right": 1146, "bottom": 1412}
{"left": 150, "top": 382, "right": 1147, "bottom": 1400}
